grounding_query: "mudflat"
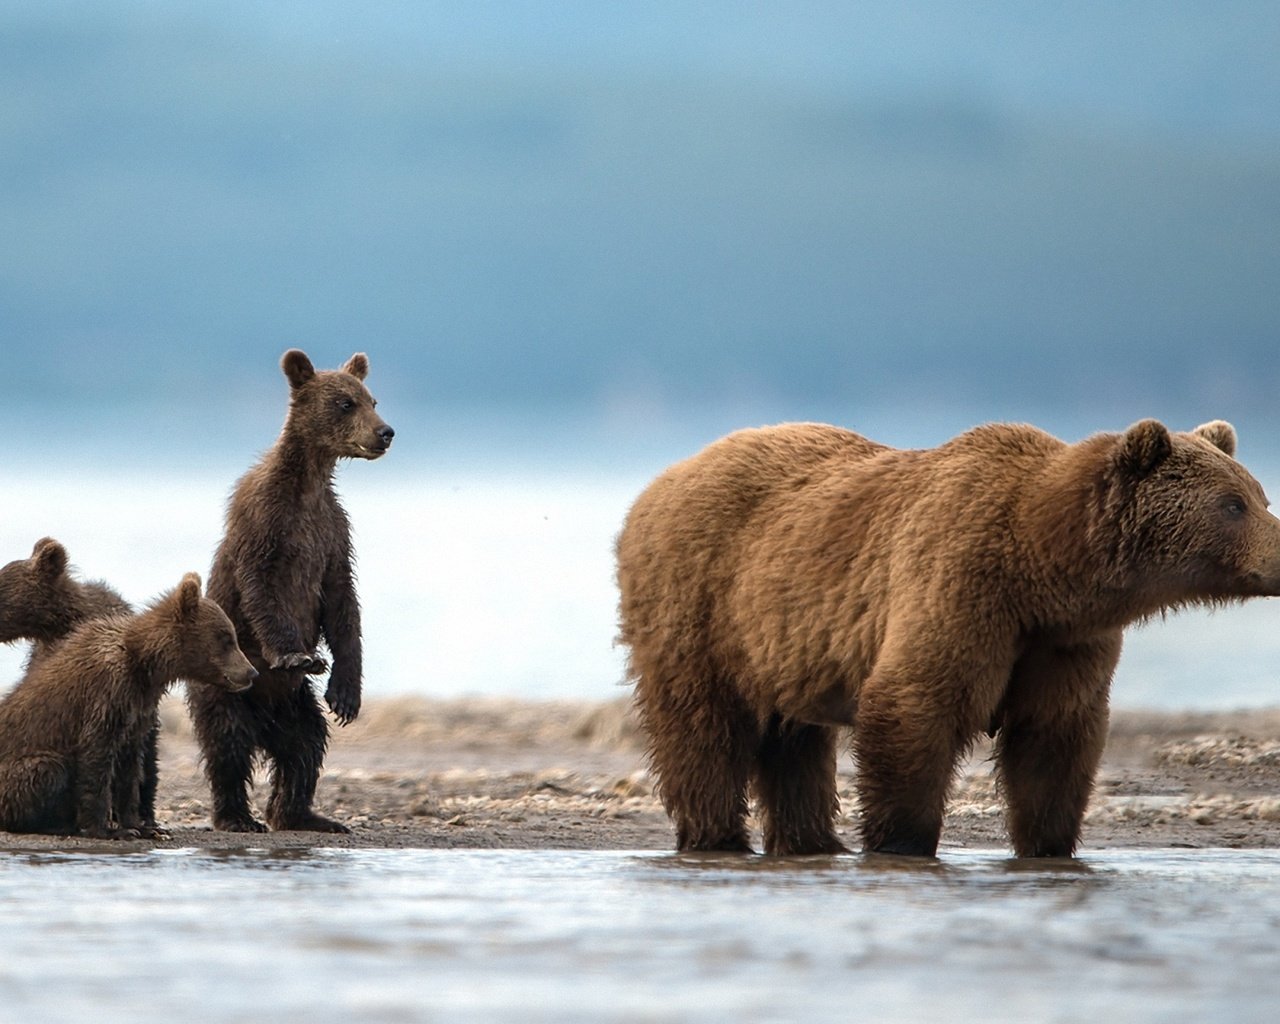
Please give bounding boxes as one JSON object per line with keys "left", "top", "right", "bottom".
{"left": 3, "top": 696, "right": 1279, "bottom": 854}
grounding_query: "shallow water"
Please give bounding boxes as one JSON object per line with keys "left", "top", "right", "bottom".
{"left": 1, "top": 847, "right": 1278, "bottom": 1023}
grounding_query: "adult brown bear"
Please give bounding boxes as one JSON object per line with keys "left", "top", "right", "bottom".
{"left": 615, "top": 419, "right": 1280, "bottom": 858}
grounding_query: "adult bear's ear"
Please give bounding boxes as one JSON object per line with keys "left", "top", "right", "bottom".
{"left": 281, "top": 349, "right": 316, "bottom": 390}
{"left": 31, "top": 537, "right": 68, "bottom": 578}
{"left": 176, "top": 572, "right": 202, "bottom": 620}
{"left": 1192, "top": 420, "right": 1236, "bottom": 458}
{"left": 1115, "top": 419, "right": 1172, "bottom": 478}
{"left": 342, "top": 352, "right": 369, "bottom": 381}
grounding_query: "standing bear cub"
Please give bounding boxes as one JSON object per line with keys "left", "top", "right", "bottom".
{"left": 0, "top": 573, "right": 256, "bottom": 838}
{"left": 189, "top": 349, "right": 393, "bottom": 833}
{"left": 615, "top": 419, "right": 1280, "bottom": 858}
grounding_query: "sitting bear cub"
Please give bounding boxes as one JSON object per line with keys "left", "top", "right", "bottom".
{"left": 0, "top": 538, "right": 167, "bottom": 830}
{"left": 0, "top": 573, "right": 257, "bottom": 838}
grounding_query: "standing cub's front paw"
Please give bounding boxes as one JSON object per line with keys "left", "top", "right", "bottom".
{"left": 270, "top": 651, "right": 329, "bottom": 675}
{"left": 325, "top": 677, "right": 361, "bottom": 725}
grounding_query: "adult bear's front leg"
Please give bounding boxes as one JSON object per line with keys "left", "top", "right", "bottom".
{"left": 853, "top": 681, "right": 964, "bottom": 857}
{"left": 995, "top": 635, "right": 1118, "bottom": 858}
{"left": 852, "top": 638, "right": 1009, "bottom": 858}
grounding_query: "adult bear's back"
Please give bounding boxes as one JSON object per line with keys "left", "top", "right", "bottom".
{"left": 616, "top": 423, "right": 884, "bottom": 672}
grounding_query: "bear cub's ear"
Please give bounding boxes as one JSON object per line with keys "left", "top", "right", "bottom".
{"left": 176, "top": 572, "right": 203, "bottom": 619}
{"left": 342, "top": 352, "right": 369, "bottom": 381}
{"left": 1192, "top": 420, "right": 1237, "bottom": 458}
{"left": 1116, "top": 419, "right": 1173, "bottom": 478}
{"left": 281, "top": 349, "right": 316, "bottom": 390}
{"left": 31, "top": 537, "right": 68, "bottom": 578}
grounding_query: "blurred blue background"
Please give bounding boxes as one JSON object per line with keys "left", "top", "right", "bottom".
{"left": 3, "top": 1, "right": 1279, "bottom": 707}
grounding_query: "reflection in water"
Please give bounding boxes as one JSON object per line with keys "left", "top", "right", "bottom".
{"left": 0, "top": 848, "right": 1276, "bottom": 1023}
{"left": 9, "top": 845, "right": 333, "bottom": 870}
{"left": 647, "top": 846, "right": 1096, "bottom": 895}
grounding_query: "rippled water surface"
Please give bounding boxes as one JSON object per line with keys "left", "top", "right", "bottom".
{"left": 2, "top": 847, "right": 1278, "bottom": 1023}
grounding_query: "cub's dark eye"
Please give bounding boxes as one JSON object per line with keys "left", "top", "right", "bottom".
{"left": 338, "top": 398, "right": 355, "bottom": 413}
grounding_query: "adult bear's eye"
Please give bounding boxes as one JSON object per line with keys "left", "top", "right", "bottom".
{"left": 1223, "top": 496, "right": 1246, "bottom": 518}
{"left": 338, "top": 398, "right": 355, "bottom": 412}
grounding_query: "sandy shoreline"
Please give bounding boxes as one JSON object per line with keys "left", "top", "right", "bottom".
{"left": 4, "top": 696, "right": 1280, "bottom": 855}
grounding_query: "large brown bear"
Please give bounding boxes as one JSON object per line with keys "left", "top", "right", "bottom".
{"left": 615, "top": 419, "right": 1280, "bottom": 858}
{"left": 188, "top": 349, "right": 393, "bottom": 833}
{"left": 0, "top": 538, "right": 168, "bottom": 831}
{"left": 0, "top": 573, "right": 256, "bottom": 838}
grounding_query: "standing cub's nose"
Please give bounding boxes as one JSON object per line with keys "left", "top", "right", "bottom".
{"left": 377, "top": 425, "right": 395, "bottom": 445}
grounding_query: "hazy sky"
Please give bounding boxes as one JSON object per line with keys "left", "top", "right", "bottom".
{"left": 3, "top": 2, "right": 1278, "bottom": 444}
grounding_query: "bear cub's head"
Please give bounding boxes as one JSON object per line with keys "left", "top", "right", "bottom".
{"left": 0, "top": 538, "right": 78, "bottom": 643}
{"left": 164, "top": 572, "right": 259, "bottom": 692}
{"left": 281, "top": 349, "right": 395, "bottom": 461}
{"left": 1109, "top": 419, "right": 1280, "bottom": 602}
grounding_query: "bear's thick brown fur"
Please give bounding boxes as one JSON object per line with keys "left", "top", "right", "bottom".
{"left": 616, "top": 419, "right": 1280, "bottom": 858}
{"left": 0, "top": 573, "right": 256, "bottom": 838}
{"left": 188, "top": 349, "right": 393, "bottom": 833}
{"left": 0, "top": 538, "right": 168, "bottom": 830}
{"left": 0, "top": 538, "right": 131, "bottom": 669}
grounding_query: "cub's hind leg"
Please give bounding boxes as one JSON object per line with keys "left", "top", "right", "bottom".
{"left": 189, "top": 686, "right": 268, "bottom": 833}
{"left": 263, "top": 680, "right": 348, "bottom": 834}
{"left": 0, "top": 754, "right": 74, "bottom": 835}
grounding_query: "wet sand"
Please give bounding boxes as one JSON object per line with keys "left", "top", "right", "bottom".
{"left": 4, "top": 696, "right": 1280, "bottom": 854}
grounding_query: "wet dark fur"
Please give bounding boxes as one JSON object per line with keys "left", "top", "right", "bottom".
{"left": 0, "top": 538, "right": 165, "bottom": 831}
{"left": 0, "top": 574, "right": 256, "bottom": 837}
{"left": 187, "top": 350, "right": 393, "bottom": 833}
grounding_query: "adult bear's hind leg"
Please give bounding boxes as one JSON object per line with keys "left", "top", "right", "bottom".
{"left": 754, "top": 717, "right": 848, "bottom": 855}
{"left": 635, "top": 669, "right": 759, "bottom": 853}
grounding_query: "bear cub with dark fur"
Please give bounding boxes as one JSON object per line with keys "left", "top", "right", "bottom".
{"left": 0, "top": 538, "right": 169, "bottom": 832}
{"left": 0, "top": 573, "right": 256, "bottom": 838}
{"left": 188, "top": 349, "right": 393, "bottom": 833}
{"left": 0, "top": 537, "right": 131, "bottom": 669}
{"left": 616, "top": 419, "right": 1280, "bottom": 859}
